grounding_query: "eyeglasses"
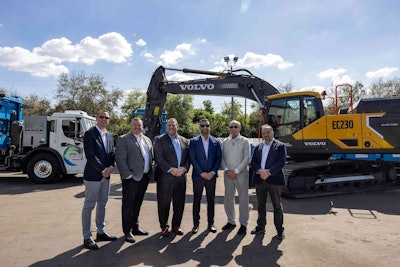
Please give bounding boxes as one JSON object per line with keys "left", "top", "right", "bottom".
{"left": 229, "top": 126, "right": 239, "bottom": 129}
{"left": 98, "top": 116, "right": 110, "bottom": 119}
{"left": 200, "top": 124, "right": 210, "bottom": 128}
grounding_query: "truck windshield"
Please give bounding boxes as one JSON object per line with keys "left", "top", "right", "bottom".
{"left": 82, "top": 118, "right": 97, "bottom": 132}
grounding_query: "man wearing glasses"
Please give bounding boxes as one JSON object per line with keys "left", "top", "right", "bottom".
{"left": 221, "top": 120, "right": 250, "bottom": 235}
{"left": 189, "top": 118, "right": 222, "bottom": 234}
{"left": 81, "top": 110, "right": 117, "bottom": 250}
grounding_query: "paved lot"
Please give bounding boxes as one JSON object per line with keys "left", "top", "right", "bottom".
{"left": 0, "top": 171, "right": 399, "bottom": 267}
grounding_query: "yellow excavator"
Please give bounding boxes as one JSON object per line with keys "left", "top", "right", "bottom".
{"left": 144, "top": 66, "right": 400, "bottom": 197}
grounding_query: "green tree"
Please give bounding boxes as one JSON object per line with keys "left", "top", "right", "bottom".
{"left": 165, "top": 94, "right": 194, "bottom": 137}
{"left": 369, "top": 76, "right": 400, "bottom": 97}
{"left": 120, "top": 89, "right": 147, "bottom": 119}
{"left": 220, "top": 99, "right": 243, "bottom": 119}
{"left": 23, "top": 94, "right": 52, "bottom": 116}
{"left": 203, "top": 100, "right": 214, "bottom": 114}
{"left": 54, "top": 71, "right": 123, "bottom": 116}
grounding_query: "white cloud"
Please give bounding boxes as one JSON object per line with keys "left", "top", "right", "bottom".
{"left": 241, "top": 0, "right": 251, "bottom": 13}
{"left": 136, "top": 38, "right": 147, "bottom": 46}
{"left": 318, "top": 68, "right": 347, "bottom": 79}
{"left": 157, "top": 42, "right": 196, "bottom": 66}
{"left": 365, "top": 67, "right": 398, "bottom": 78}
{"left": 216, "top": 52, "right": 294, "bottom": 69}
{"left": 0, "top": 32, "right": 132, "bottom": 77}
{"left": 142, "top": 52, "right": 154, "bottom": 59}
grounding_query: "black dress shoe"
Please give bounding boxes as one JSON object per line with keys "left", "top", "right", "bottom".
{"left": 274, "top": 231, "right": 285, "bottom": 240}
{"left": 172, "top": 227, "right": 184, "bottom": 235}
{"left": 208, "top": 225, "right": 217, "bottom": 233}
{"left": 237, "top": 225, "right": 247, "bottom": 235}
{"left": 250, "top": 226, "right": 265, "bottom": 235}
{"left": 84, "top": 237, "right": 99, "bottom": 250}
{"left": 96, "top": 232, "right": 117, "bottom": 241}
{"left": 191, "top": 226, "right": 199, "bottom": 234}
{"left": 222, "top": 222, "right": 236, "bottom": 231}
{"left": 125, "top": 233, "right": 136, "bottom": 243}
{"left": 132, "top": 227, "right": 149, "bottom": 236}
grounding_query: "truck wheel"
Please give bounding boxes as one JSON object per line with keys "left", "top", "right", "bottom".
{"left": 27, "top": 154, "right": 61, "bottom": 183}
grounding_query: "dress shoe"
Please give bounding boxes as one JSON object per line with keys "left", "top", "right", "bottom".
{"left": 132, "top": 227, "right": 149, "bottom": 236}
{"left": 237, "top": 225, "right": 247, "bottom": 235}
{"left": 172, "top": 227, "right": 184, "bottom": 235}
{"left": 96, "top": 232, "right": 117, "bottom": 241}
{"left": 274, "top": 231, "right": 285, "bottom": 240}
{"left": 84, "top": 237, "right": 99, "bottom": 250}
{"left": 222, "top": 222, "right": 236, "bottom": 231}
{"left": 208, "top": 225, "right": 217, "bottom": 233}
{"left": 251, "top": 226, "right": 265, "bottom": 235}
{"left": 191, "top": 226, "right": 199, "bottom": 234}
{"left": 125, "top": 233, "right": 136, "bottom": 243}
{"left": 161, "top": 227, "right": 170, "bottom": 237}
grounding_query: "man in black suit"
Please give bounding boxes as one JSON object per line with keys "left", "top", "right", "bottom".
{"left": 250, "top": 124, "right": 287, "bottom": 240}
{"left": 115, "top": 117, "right": 153, "bottom": 243}
{"left": 81, "top": 110, "right": 117, "bottom": 250}
{"left": 154, "top": 118, "right": 190, "bottom": 237}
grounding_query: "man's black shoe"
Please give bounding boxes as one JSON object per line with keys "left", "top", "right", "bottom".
{"left": 208, "top": 225, "right": 217, "bottom": 233}
{"left": 237, "top": 225, "right": 247, "bottom": 235}
{"left": 84, "top": 237, "right": 99, "bottom": 250}
{"left": 132, "top": 227, "right": 149, "bottom": 236}
{"left": 96, "top": 232, "right": 117, "bottom": 241}
{"left": 125, "top": 233, "right": 136, "bottom": 243}
{"left": 222, "top": 222, "right": 236, "bottom": 231}
{"left": 191, "top": 226, "right": 199, "bottom": 234}
{"left": 274, "top": 231, "right": 285, "bottom": 240}
{"left": 250, "top": 227, "right": 265, "bottom": 235}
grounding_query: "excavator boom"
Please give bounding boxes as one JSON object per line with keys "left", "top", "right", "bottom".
{"left": 144, "top": 66, "right": 279, "bottom": 140}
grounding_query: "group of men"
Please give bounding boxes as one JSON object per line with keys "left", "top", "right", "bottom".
{"left": 81, "top": 110, "right": 287, "bottom": 250}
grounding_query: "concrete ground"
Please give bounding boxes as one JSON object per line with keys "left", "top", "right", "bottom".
{"left": 0, "top": 171, "right": 399, "bottom": 267}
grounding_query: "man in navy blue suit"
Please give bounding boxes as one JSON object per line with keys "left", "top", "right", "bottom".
{"left": 189, "top": 118, "right": 222, "bottom": 234}
{"left": 81, "top": 110, "right": 117, "bottom": 250}
{"left": 250, "top": 124, "right": 287, "bottom": 240}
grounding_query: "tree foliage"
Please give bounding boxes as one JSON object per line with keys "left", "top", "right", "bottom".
{"left": 55, "top": 71, "right": 123, "bottom": 116}
{"left": 23, "top": 94, "right": 52, "bottom": 116}
{"left": 165, "top": 94, "right": 195, "bottom": 137}
{"left": 370, "top": 76, "right": 400, "bottom": 97}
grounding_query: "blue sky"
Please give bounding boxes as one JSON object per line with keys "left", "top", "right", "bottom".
{"left": 1, "top": 0, "right": 399, "bottom": 112}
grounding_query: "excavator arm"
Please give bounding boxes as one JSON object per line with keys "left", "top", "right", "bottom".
{"left": 144, "top": 66, "right": 280, "bottom": 140}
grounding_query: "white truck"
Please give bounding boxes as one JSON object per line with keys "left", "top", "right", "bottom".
{"left": 1, "top": 95, "right": 97, "bottom": 183}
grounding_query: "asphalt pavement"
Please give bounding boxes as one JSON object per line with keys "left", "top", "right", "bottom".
{"left": 0, "top": 171, "right": 399, "bottom": 267}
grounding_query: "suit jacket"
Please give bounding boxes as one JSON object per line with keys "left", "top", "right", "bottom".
{"left": 115, "top": 133, "right": 153, "bottom": 181}
{"left": 154, "top": 133, "right": 190, "bottom": 179}
{"left": 250, "top": 139, "right": 287, "bottom": 185}
{"left": 189, "top": 135, "right": 222, "bottom": 180}
{"left": 83, "top": 126, "right": 115, "bottom": 181}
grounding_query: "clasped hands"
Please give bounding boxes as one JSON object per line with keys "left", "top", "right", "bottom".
{"left": 170, "top": 167, "right": 186, "bottom": 177}
{"left": 200, "top": 171, "right": 215, "bottom": 180}
{"left": 258, "top": 169, "right": 271, "bottom": 180}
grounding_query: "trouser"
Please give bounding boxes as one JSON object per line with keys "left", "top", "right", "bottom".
{"left": 255, "top": 182, "right": 284, "bottom": 232}
{"left": 121, "top": 174, "right": 149, "bottom": 234}
{"left": 157, "top": 175, "right": 186, "bottom": 229}
{"left": 81, "top": 178, "right": 110, "bottom": 239}
{"left": 224, "top": 172, "right": 249, "bottom": 227}
{"left": 192, "top": 177, "right": 216, "bottom": 227}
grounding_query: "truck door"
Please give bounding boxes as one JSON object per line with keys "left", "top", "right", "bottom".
{"left": 51, "top": 118, "right": 86, "bottom": 174}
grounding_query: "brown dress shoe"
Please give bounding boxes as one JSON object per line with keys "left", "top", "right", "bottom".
{"left": 172, "top": 227, "right": 184, "bottom": 235}
{"left": 161, "top": 227, "right": 169, "bottom": 237}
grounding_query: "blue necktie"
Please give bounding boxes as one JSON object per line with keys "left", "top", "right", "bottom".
{"left": 173, "top": 138, "right": 182, "bottom": 167}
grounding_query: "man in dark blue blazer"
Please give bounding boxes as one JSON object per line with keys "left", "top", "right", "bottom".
{"left": 189, "top": 119, "right": 222, "bottom": 234}
{"left": 250, "top": 124, "right": 287, "bottom": 240}
{"left": 81, "top": 110, "right": 117, "bottom": 250}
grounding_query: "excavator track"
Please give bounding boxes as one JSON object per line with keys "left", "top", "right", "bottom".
{"left": 283, "top": 159, "right": 399, "bottom": 198}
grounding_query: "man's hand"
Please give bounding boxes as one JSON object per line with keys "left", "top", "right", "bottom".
{"left": 259, "top": 169, "right": 271, "bottom": 180}
{"left": 226, "top": 170, "right": 237, "bottom": 180}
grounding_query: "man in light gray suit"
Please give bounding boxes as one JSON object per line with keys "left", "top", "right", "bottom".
{"left": 115, "top": 117, "right": 153, "bottom": 243}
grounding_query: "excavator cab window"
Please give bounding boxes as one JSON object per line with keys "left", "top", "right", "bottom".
{"left": 268, "top": 97, "right": 301, "bottom": 138}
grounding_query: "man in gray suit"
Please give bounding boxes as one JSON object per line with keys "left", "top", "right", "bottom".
{"left": 115, "top": 117, "right": 153, "bottom": 243}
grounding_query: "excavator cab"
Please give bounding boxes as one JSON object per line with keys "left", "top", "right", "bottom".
{"left": 265, "top": 91, "right": 323, "bottom": 139}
